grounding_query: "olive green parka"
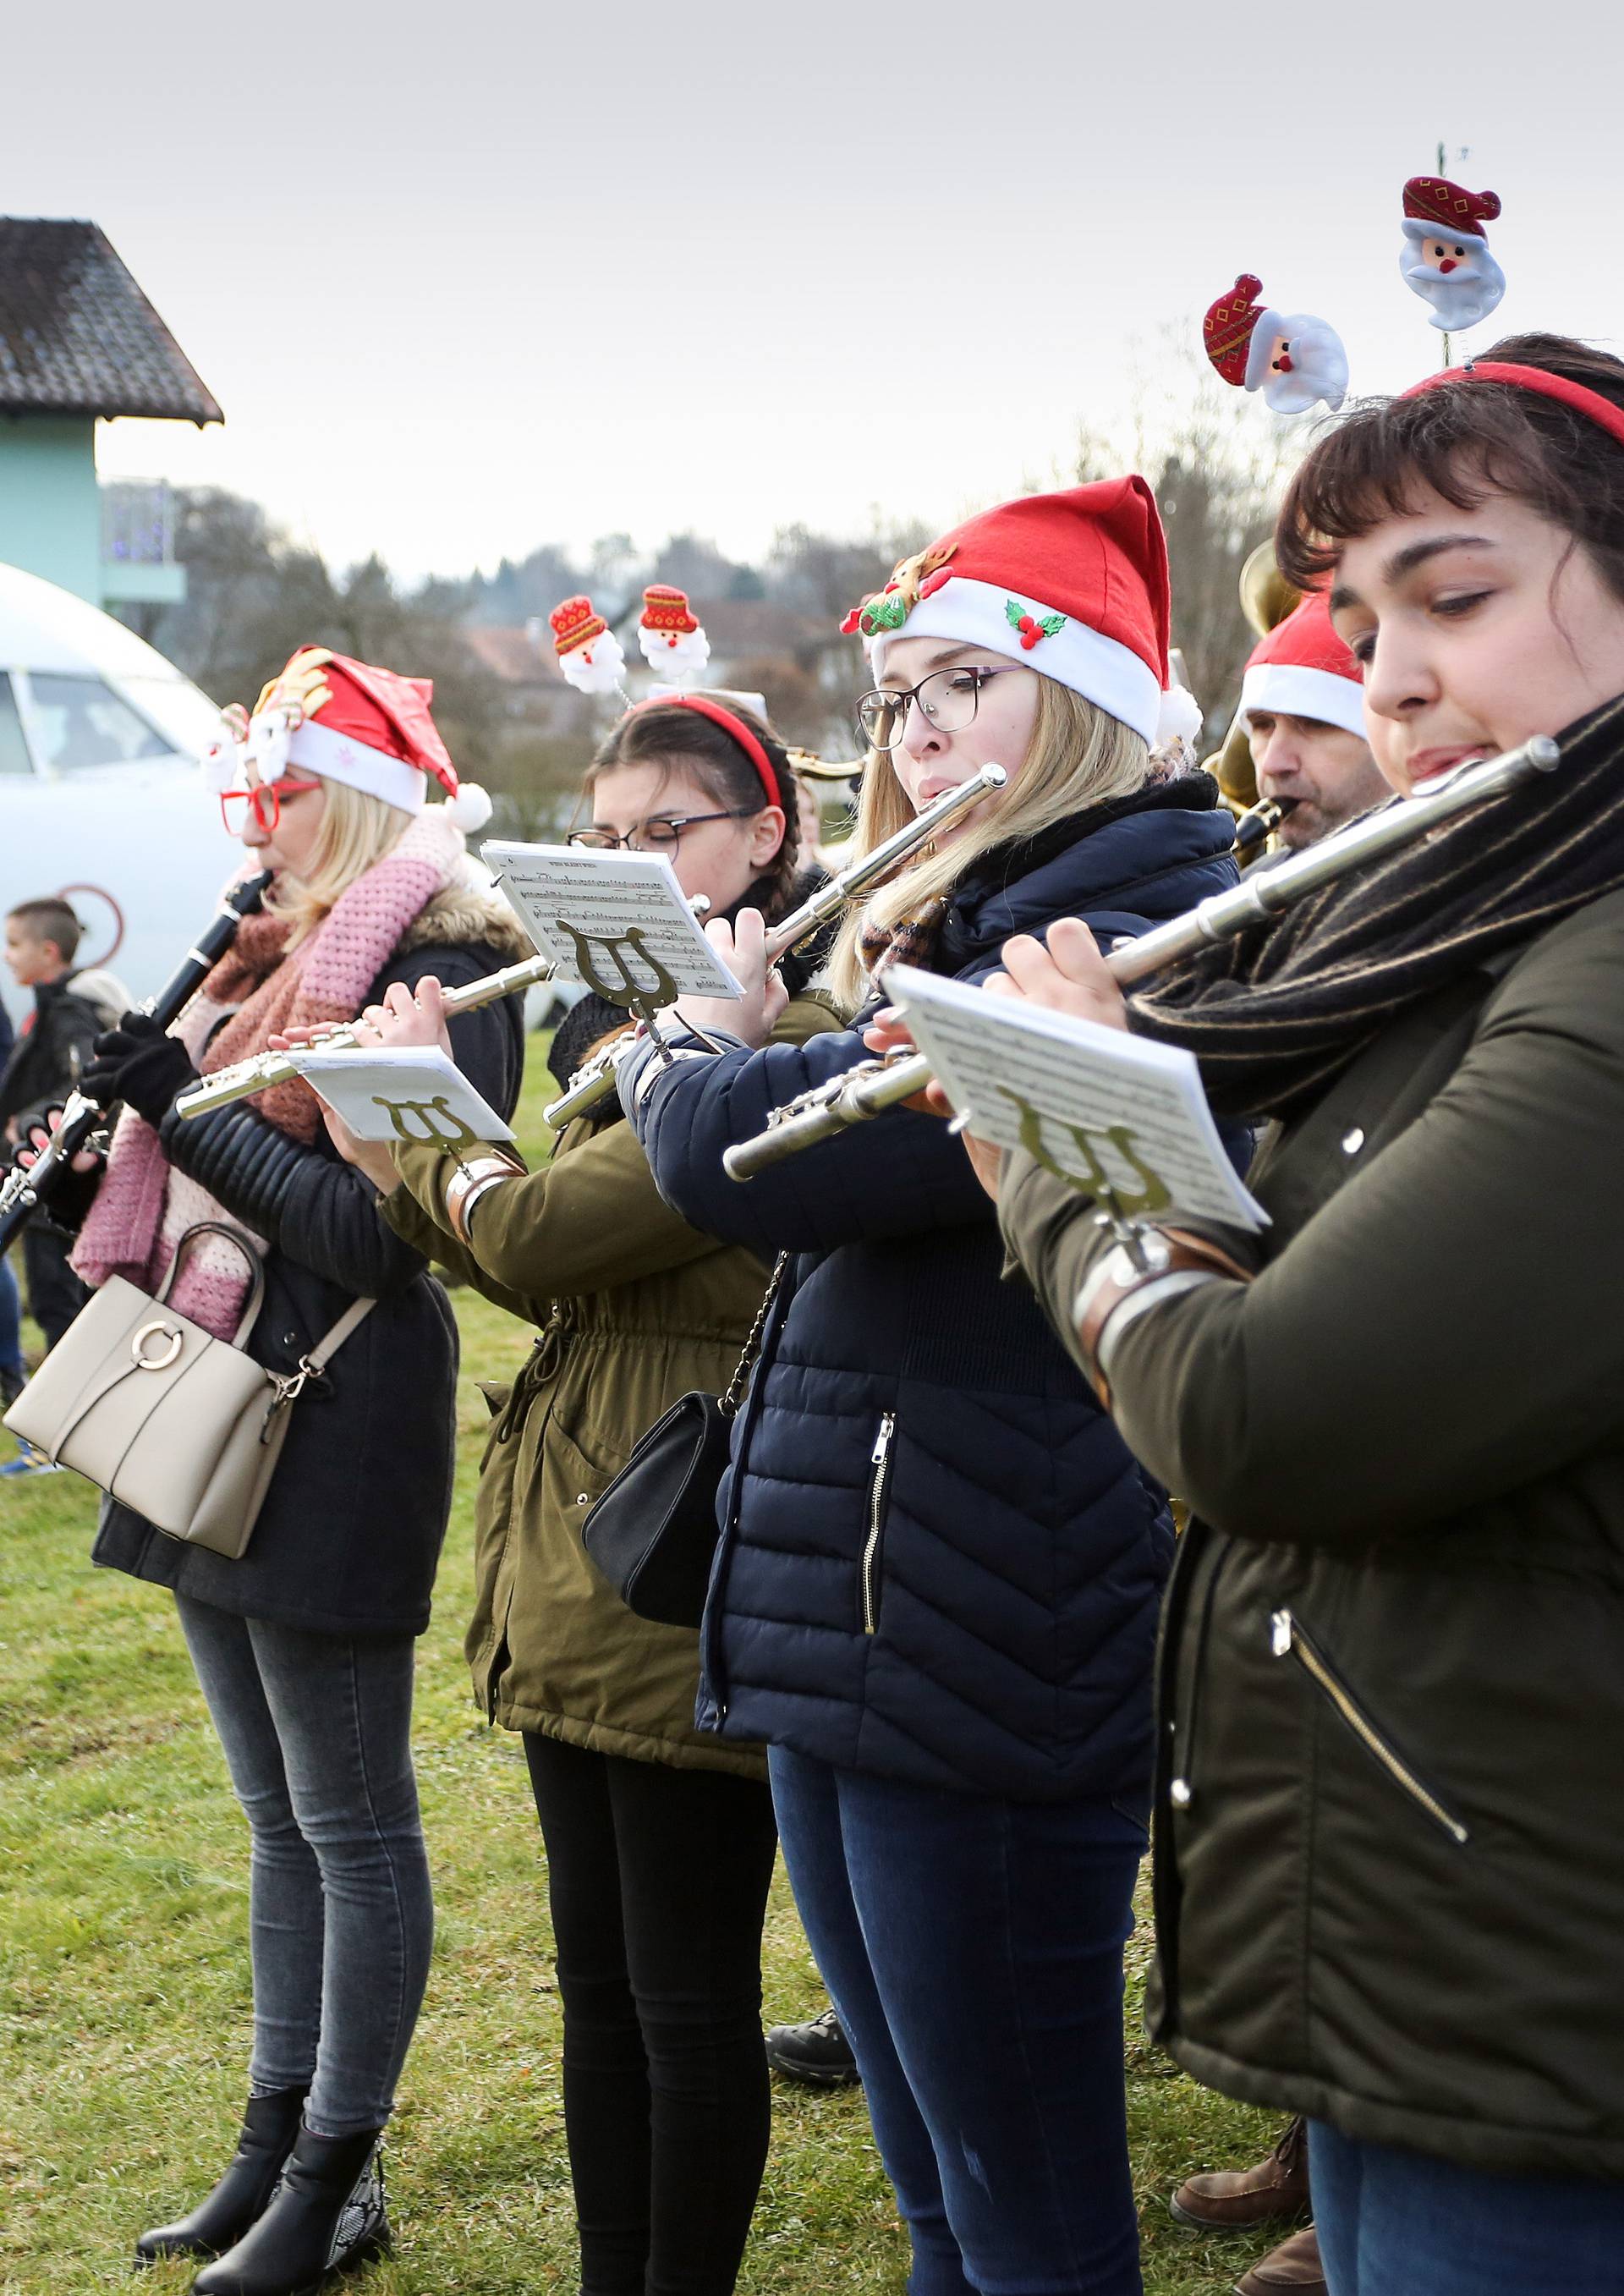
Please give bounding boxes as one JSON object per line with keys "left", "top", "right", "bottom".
{"left": 999, "top": 888, "right": 1624, "bottom": 2181}
{"left": 384, "top": 992, "right": 840, "bottom": 1779}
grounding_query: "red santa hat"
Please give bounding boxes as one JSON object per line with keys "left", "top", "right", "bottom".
{"left": 1237, "top": 593, "right": 1366, "bottom": 739}
{"left": 840, "top": 480, "right": 1193, "bottom": 749}
{"left": 233, "top": 647, "right": 491, "bottom": 829}
{"left": 1402, "top": 177, "right": 1501, "bottom": 246}
{"left": 1203, "top": 274, "right": 1289, "bottom": 393}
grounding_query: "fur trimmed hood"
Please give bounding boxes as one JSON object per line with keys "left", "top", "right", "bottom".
{"left": 398, "top": 861, "right": 532, "bottom": 963}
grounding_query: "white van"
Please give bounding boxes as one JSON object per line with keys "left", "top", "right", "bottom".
{"left": 0, "top": 563, "right": 233, "bottom": 1028}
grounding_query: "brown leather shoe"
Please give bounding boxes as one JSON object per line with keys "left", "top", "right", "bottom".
{"left": 1170, "top": 2115, "right": 1311, "bottom": 2230}
{"left": 1235, "top": 2225, "right": 1325, "bottom": 2293}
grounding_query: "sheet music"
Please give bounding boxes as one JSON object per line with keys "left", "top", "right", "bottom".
{"left": 886, "top": 965, "right": 1267, "bottom": 1232}
{"left": 482, "top": 841, "right": 742, "bottom": 1002}
{"left": 288, "top": 1045, "right": 515, "bottom": 1146}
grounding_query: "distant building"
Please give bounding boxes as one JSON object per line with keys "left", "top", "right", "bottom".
{"left": 464, "top": 622, "right": 583, "bottom": 734}
{"left": 0, "top": 218, "right": 222, "bottom": 609}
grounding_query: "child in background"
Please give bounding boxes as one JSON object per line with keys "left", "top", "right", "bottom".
{"left": 0, "top": 993, "right": 24, "bottom": 1409}
{"left": 1, "top": 898, "right": 102, "bottom": 1470}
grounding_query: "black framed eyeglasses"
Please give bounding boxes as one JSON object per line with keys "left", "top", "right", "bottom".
{"left": 568, "top": 810, "right": 754, "bottom": 855}
{"left": 856, "top": 664, "right": 1023, "bottom": 753}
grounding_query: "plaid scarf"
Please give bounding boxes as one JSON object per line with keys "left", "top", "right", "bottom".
{"left": 859, "top": 895, "right": 948, "bottom": 990}
{"left": 1131, "top": 693, "right": 1624, "bottom": 1122}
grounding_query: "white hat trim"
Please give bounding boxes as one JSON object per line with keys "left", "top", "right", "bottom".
{"left": 287, "top": 715, "right": 427, "bottom": 815}
{"left": 1239, "top": 662, "right": 1368, "bottom": 739}
{"left": 870, "top": 574, "right": 1161, "bottom": 746}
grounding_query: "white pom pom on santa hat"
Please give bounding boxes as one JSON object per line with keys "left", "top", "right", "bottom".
{"left": 1156, "top": 684, "right": 1204, "bottom": 749}
{"left": 446, "top": 780, "right": 493, "bottom": 832}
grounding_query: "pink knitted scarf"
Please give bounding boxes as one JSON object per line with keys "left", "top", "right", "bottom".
{"left": 73, "top": 810, "right": 464, "bottom": 1338}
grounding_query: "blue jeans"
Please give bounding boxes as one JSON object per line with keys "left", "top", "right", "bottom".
{"left": 176, "top": 1595, "right": 434, "bottom": 2137}
{"left": 1310, "top": 2122, "right": 1624, "bottom": 2295}
{"left": 0, "top": 1250, "right": 25, "bottom": 1385}
{"left": 768, "top": 1747, "right": 1144, "bottom": 2296}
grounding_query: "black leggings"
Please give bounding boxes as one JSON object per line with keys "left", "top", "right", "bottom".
{"left": 523, "top": 1733, "right": 779, "bottom": 2296}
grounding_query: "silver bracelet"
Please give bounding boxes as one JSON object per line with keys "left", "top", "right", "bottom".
{"left": 1084, "top": 1268, "right": 1223, "bottom": 1386}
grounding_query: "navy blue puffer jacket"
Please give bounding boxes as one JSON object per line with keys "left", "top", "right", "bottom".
{"left": 627, "top": 776, "right": 1240, "bottom": 1802}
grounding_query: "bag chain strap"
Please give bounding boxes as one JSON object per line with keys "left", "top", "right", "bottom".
{"left": 720, "top": 1254, "right": 789, "bottom": 1419}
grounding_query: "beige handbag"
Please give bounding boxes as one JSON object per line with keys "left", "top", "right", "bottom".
{"left": 3, "top": 1222, "right": 373, "bottom": 1559}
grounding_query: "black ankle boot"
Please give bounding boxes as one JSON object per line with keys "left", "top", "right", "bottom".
{"left": 134, "top": 2088, "right": 308, "bottom": 2266}
{"left": 191, "top": 2123, "right": 388, "bottom": 2295}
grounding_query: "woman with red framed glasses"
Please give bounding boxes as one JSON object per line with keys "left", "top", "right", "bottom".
{"left": 218, "top": 772, "right": 324, "bottom": 838}
{"left": 41, "top": 648, "right": 526, "bottom": 2294}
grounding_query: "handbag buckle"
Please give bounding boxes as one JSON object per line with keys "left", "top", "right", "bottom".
{"left": 131, "top": 1321, "right": 184, "bottom": 1371}
{"left": 261, "top": 1349, "right": 324, "bottom": 1442}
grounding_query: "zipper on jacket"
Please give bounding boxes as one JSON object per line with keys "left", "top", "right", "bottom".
{"left": 860, "top": 1412, "right": 897, "bottom": 1636}
{"left": 1270, "top": 1609, "right": 1469, "bottom": 1844}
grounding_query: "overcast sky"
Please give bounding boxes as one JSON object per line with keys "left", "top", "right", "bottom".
{"left": 7, "top": 1, "right": 1621, "bottom": 585}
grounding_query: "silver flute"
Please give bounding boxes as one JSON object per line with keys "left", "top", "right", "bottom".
{"left": 173, "top": 949, "right": 557, "bottom": 1120}
{"left": 721, "top": 733, "right": 1561, "bottom": 1181}
{"left": 540, "top": 762, "right": 1009, "bottom": 1132}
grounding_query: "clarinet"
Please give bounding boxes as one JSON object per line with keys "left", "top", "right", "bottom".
{"left": 1231, "top": 795, "right": 1297, "bottom": 865}
{"left": 0, "top": 871, "right": 273, "bottom": 1251}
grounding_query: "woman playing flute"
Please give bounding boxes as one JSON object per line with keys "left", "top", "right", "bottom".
{"left": 307, "top": 695, "right": 840, "bottom": 2296}
{"left": 617, "top": 485, "right": 1241, "bottom": 2296}
{"left": 978, "top": 334, "right": 1624, "bottom": 2295}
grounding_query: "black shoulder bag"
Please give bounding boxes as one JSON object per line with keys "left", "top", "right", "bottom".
{"left": 581, "top": 1255, "right": 787, "bottom": 1629}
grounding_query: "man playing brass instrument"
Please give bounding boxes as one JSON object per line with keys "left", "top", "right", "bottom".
{"left": 1235, "top": 592, "right": 1387, "bottom": 859}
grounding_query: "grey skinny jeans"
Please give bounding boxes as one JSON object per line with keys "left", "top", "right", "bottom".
{"left": 175, "top": 1594, "right": 434, "bottom": 2136}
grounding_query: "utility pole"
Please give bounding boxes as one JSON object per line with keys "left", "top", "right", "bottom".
{"left": 1438, "top": 141, "right": 1453, "bottom": 370}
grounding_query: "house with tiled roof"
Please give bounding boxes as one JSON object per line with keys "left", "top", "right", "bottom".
{"left": 0, "top": 218, "right": 222, "bottom": 607}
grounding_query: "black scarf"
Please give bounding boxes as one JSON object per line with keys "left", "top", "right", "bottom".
{"left": 546, "top": 865, "right": 833, "bottom": 1097}
{"left": 1131, "top": 694, "right": 1624, "bottom": 1122}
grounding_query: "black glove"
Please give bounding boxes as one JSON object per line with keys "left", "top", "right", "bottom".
{"left": 80, "top": 1013, "right": 199, "bottom": 1128}
{"left": 4, "top": 1103, "right": 107, "bottom": 1232}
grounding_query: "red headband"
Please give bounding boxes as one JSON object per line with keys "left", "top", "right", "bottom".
{"left": 629, "top": 692, "right": 782, "bottom": 811}
{"left": 1401, "top": 360, "right": 1624, "bottom": 452}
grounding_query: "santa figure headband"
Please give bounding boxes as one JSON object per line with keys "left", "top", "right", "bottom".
{"left": 1401, "top": 360, "right": 1624, "bottom": 452}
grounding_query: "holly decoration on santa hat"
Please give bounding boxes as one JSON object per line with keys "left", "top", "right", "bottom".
{"left": 1005, "top": 597, "right": 1067, "bottom": 651}
{"left": 550, "top": 595, "right": 628, "bottom": 697}
{"left": 1399, "top": 176, "right": 1506, "bottom": 333}
{"left": 840, "top": 543, "right": 958, "bottom": 640}
{"left": 1202, "top": 273, "right": 1348, "bottom": 415}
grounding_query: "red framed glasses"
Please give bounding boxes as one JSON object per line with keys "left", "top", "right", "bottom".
{"left": 220, "top": 775, "right": 323, "bottom": 835}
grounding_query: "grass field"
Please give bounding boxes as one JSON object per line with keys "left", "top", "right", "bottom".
{"left": 0, "top": 1056, "right": 1285, "bottom": 2294}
